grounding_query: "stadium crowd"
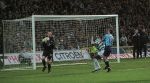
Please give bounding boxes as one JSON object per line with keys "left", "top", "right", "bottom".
{"left": 0, "top": 0, "right": 150, "bottom": 53}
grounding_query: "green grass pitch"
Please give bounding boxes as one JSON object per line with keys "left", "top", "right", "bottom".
{"left": 0, "top": 58, "right": 150, "bottom": 83}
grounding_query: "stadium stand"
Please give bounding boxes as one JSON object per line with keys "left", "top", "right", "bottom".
{"left": 0, "top": 0, "right": 150, "bottom": 53}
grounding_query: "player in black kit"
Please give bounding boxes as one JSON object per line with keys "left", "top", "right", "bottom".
{"left": 42, "top": 32, "right": 55, "bottom": 73}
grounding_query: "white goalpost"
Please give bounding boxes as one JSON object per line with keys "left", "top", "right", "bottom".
{"left": 2, "top": 15, "right": 120, "bottom": 70}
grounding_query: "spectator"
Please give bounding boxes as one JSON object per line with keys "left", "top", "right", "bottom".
{"left": 139, "top": 28, "right": 149, "bottom": 58}
{"left": 132, "top": 29, "right": 141, "bottom": 59}
{"left": 0, "top": 0, "right": 150, "bottom": 53}
{"left": 120, "top": 34, "right": 128, "bottom": 46}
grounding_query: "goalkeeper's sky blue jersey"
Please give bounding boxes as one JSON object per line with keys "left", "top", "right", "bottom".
{"left": 103, "top": 34, "right": 114, "bottom": 46}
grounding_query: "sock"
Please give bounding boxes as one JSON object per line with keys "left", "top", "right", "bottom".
{"left": 93, "top": 58, "right": 100, "bottom": 70}
{"left": 48, "top": 64, "right": 51, "bottom": 72}
{"left": 42, "top": 59, "right": 46, "bottom": 67}
{"left": 105, "top": 61, "right": 110, "bottom": 68}
{"left": 93, "top": 59, "right": 96, "bottom": 70}
{"left": 95, "top": 59, "right": 101, "bottom": 69}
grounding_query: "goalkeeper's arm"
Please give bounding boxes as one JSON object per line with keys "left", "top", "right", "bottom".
{"left": 41, "top": 37, "right": 48, "bottom": 49}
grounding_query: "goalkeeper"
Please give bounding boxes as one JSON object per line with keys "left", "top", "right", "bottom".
{"left": 89, "top": 43, "right": 101, "bottom": 72}
{"left": 42, "top": 32, "right": 55, "bottom": 73}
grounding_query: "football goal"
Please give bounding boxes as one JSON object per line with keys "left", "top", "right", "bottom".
{"left": 2, "top": 15, "right": 120, "bottom": 70}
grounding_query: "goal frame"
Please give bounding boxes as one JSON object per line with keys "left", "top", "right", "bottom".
{"left": 2, "top": 15, "right": 120, "bottom": 70}
{"left": 31, "top": 15, "right": 120, "bottom": 70}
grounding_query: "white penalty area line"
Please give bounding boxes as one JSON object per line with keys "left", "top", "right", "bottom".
{"left": 37, "top": 62, "right": 87, "bottom": 67}
{"left": 110, "top": 60, "right": 150, "bottom": 64}
{"left": 1, "top": 68, "right": 33, "bottom": 71}
{"left": 0, "top": 63, "right": 87, "bottom": 71}
{"left": 52, "top": 62, "right": 87, "bottom": 66}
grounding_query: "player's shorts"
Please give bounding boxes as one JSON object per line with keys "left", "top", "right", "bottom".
{"left": 90, "top": 53, "right": 101, "bottom": 59}
{"left": 42, "top": 50, "right": 53, "bottom": 60}
{"left": 103, "top": 46, "right": 111, "bottom": 57}
{"left": 90, "top": 53, "right": 95, "bottom": 59}
{"left": 95, "top": 55, "right": 101, "bottom": 59}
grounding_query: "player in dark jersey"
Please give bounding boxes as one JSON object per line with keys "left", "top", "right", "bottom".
{"left": 42, "top": 32, "right": 55, "bottom": 73}
{"left": 139, "top": 28, "right": 149, "bottom": 58}
{"left": 132, "top": 29, "right": 141, "bottom": 58}
{"left": 102, "top": 29, "right": 114, "bottom": 72}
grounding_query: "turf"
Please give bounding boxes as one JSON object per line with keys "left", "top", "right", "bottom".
{"left": 0, "top": 58, "right": 150, "bottom": 83}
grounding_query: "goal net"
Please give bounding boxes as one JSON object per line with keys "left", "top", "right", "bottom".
{"left": 2, "top": 15, "right": 119, "bottom": 70}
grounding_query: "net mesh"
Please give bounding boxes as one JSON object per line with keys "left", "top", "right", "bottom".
{"left": 3, "top": 20, "right": 33, "bottom": 69}
{"left": 2, "top": 15, "right": 118, "bottom": 70}
{"left": 35, "top": 18, "right": 116, "bottom": 50}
